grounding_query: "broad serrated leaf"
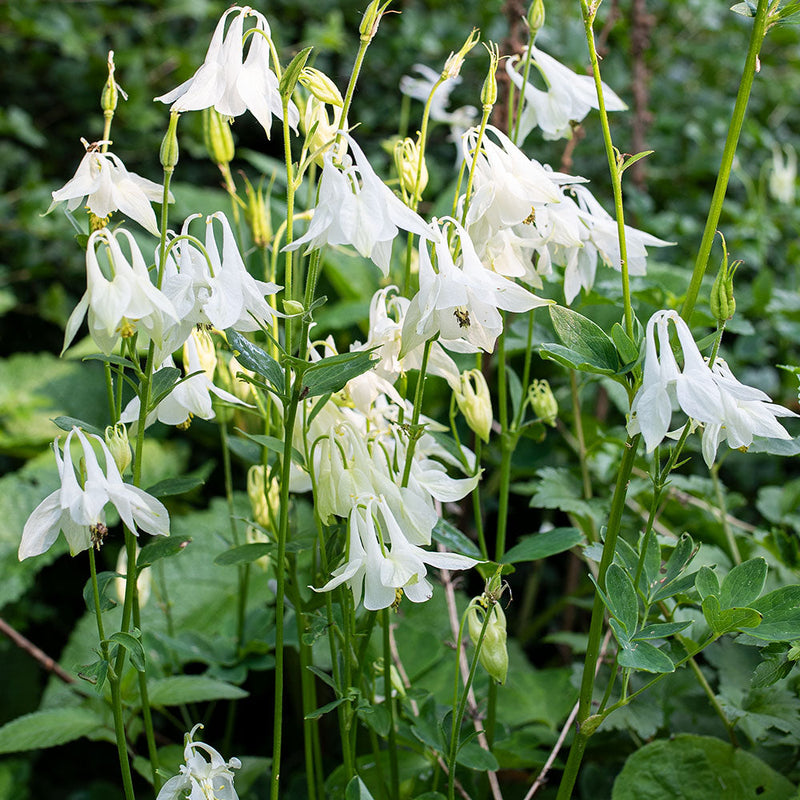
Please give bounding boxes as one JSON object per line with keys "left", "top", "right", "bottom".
{"left": 719, "top": 557, "right": 767, "bottom": 609}
{"left": 502, "top": 527, "right": 583, "bottom": 564}
{"left": 214, "top": 543, "right": 273, "bottom": 566}
{"left": 530, "top": 467, "right": 596, "bottom": 518}
{"left": 148, "top": 676, "right": 248, "bottom": 706}
{"left": 617, "top": 639, "right": 675, "bottom": 673}
{"left": 300, "top": 349, "right": 376, "bottom": 398}
{"left": 0, "top": 708, "right": 104, "bottom": 753}
{"left": 226, "top": 329, "right": 284, "bottom": 391}
{"left": 548, "top": 305, "right": 619, "bottom": 371}
{"left": 431, "top": 518, "right": 483, "bottom": 560}
{"left": 108, "top": 631, "right": 145, "bottom": 672}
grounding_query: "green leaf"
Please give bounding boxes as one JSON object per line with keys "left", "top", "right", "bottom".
{"left": 300, "top": 349, "right": 376, "bottom": 398}
{"left": 108, "top": 631, "right": 145, "bottom": 672}
{"left": 751, "top": 657, "right": 795, "bottom": 689}
{"left": 456, "top": 741, "right": 499, "bottom": 771}
{"left": 144, "top": 474, "right": 208, "bottom": 498}
{"left": 611, "top": 734, "right": 796, "bottom": 799}
{"left": 719, "top": 557, "right": 767, "bottom": 608}
{"left": 77, "top": 658, "right": 109, "bottom": 693}
{"left": 654, "top": 533, "right": 696, "bottom": 592}
{"left": 632, "top": 621, "right": 692, "bottom": 641}
{"left": 226, "top": 329, "right": 284, "bottom": 391}
{"left": 345, "top": 776, "right": 376, "bottom": 800}
{"left": 431, "top": 518, "right": 483, "bottom": 560}
{"left": 694, "top": 566, "right": 720, "bottom": 599}
{"left": 730, "top": 1, "right": 757, "bottom": 17}
{"left": 747, "top": 586, "right": 800, "bottom": 641}
{"left": 148, "top": 366, "right": 181, "bottom": 409}
{"left": 529, "top": 467, "right": 597, "bottom": 518}
{"left": 51, "top": 416, "right": 105, "bottom": 438}
{"left": 279, "top": 46, "right": 314, "bottom": 97}
{"left": 214, "top": 543, "right": 273, "bottom": 566}
{"left": 235, "top": 429, "right": 305, "bottom": 466}
{"left": 650, "top": 570, "right": 699, "bottom": 603}
{"left": 502, "top": 527, "right": 583, "bottom": 563}
{"left": 548, "top": 305, "right": 619, "bottom": 371}
{"left": 617, "top": 639, "right": 675, "bottom": 673}
{"left": 539, "top": 342, "right": 618, "bottom": 376}
{"left": 702, "top": 595, "right": 762, "bottom": 635}
{"left": 137, "top": 536, "right": 191, "bottom": 568}
{"left": 83, "top": 571, "right": 119, "bottom": 613}
{"left": 148, "top": 676, "right": 248, "bottom": 707}
{"left": 0, "top": 708, "right": 104, "bottom": 753}
{"left": 619, "top": 149, "right": 654, "bottom": 174}
{"left": 305, "top": 696, "right": 347, "bottom": 720}
{"left": 605, "top": 564, "right": 639, "bottom": 634}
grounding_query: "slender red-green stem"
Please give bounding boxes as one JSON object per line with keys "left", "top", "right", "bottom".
{"left": 681, "top": 0, "right": 769, "bottom": 321}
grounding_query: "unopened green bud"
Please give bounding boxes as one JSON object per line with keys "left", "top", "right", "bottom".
{"left": 529, "top": 378, "right": 558, "bottom": 426}
{"left": 283, "top": 299, "right": 305, "bottom": 316}
{"left": 442, "top": 28, "right": 480, "bottom": 80}
{"left": 241, "top": 172, "right": 273, "bottom": 249}
{"left": 105, "top": 423, "right": 131, "bottom": 475}
{"left": 480, "top": 42, "right": 500, "bottom": 109}
{"left": 302, "top": 96, "right": 342, "bottom": 165}
{"left": 527, "top": 0, "right": 546, "bottom": 38}
{"left": 101, "top": 50, "right": 127, "bottom": 114}
{"left": 299, "top": 67, "right": 344, "bottom": 107}
{"left": 710, "top": 234, "right": 738, "bottom": 323}
{"left": 359, "top": 0, "right": 392, "bottom": 42}
{"left": 160, "top": 111, "right": 180, "bottom": 171}
{"left": 455, "top": 368, "right": 493, "bottom": 443}
{"left": 203, "top": 107, "right": 235, "bottom": 166}
{"left": 393, "top": 135, "right": 428, "bottom": 202}
{"left": 468, "top": 601, "right": 508, "bottom": 685}
{"left": 374, "top": 658, "right": 407, "bottom": 697}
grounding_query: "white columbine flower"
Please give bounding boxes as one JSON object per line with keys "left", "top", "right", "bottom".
{"left": 401, "top": 217, "right": 550, "bottom": 355}
{"left": 628, "top": 310, "right": 796, "bottom": 464}
{"left": 19, "top": 427, "right": 170, "bottom": 560}
{"left": 63, "top": 227, "right": 178, "bottom": 355}
{"left": 157, "top": 723, "right": 241, "bottom": 800}
{"left": 48, "top": 140, "right": 169, "bottom": 235}
{"left": 155, "top": 6, "right": 298, "bottom": 137}
{"left": 284, "top": 132, "right": 430, "bottom": 275}
{"left": 506, "top": 43, "right": 627, "bottom": 142}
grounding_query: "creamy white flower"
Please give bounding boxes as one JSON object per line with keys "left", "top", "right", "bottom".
{"left": 157, "top": 723, "right": 241, "bottom": 800}
{"left": 769, "top": 143, "right": 797, "bottom": 205}
{"left": 506, "top": 43, "right": 627, "bottom": 142}
{"left": 19, "top": 427, "right": 170, "bottom": 560}
{"left": 284, "top": 132, "right": 430, "bottom": 275}
{"left": 156, "top": 6, "right": 298, "bottom": 137}
{"left": 628, "top": 310, "right": 796, "bottom": 463}
{"left": 314, "top": 497, "right": 478, "bottom": 611}
{"left": 401, "top": 217, "right": 550, "bottom": 355}
{"left": 48, "top": 142, "right": 169, "bottom": 235}
{"left": 63, "top": 228, "right": 178, "bottom": 355}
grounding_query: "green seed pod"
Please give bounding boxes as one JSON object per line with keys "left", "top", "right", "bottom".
{"left": 468, "top": 601, "right": 508, "bottom": 685}
{"left": 159, "top": 111, "right": 180, "bottom": 171}
{"left": 202, "top": 108, "right": 235, "bottom": 166}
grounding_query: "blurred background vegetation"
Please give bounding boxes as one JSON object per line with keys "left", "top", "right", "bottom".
{"left": 2, "top": 0, "right": 800, "bottom": 797}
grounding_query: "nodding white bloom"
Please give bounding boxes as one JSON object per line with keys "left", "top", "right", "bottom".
{"left": 628, "top": 310, "right": 796, "bottom": 464}
{"left": 120, "top": 328, "right": 252, "bottom": 429}
{"left": 19, "top": 427, "right": 170, "bottom": 560}
{"left": 63, "top": 227, "right": 178, "bottom": 355}
{"left": 400, "top": 63, "right": 478, "bottom": 147}
{"left": 156, "top": 6, "right": 298, "bottom": 137}
{"left": 48, "top": 141, "right": 169, "bottom": 235}
{"left": 401, "top": 217, "right": 550, "bottom": 355}
{"left": 769, "top": 143, "right": 797, "bottom": 205}
{"left": 160, "top": 212, "right": 282, "bottom": 352}
{"left": 156, "top": 723, "right": 241, "bottom": 800}
{"left": 314, "top": 497, "right": 478, "bottom": 611}
{"left": 505, "top": 43, "right": 627, "bottom": 142}
{"left": 284, "top": 132, "right": 430, "bottom": 275}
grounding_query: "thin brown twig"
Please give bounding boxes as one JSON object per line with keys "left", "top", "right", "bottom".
{"left": 523, "top": 630, "right": 613, "bottom": 798}
{"left": 0, "top": 616, "right": 75, "bottom": 684}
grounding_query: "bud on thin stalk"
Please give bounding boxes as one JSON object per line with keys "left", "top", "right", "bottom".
{"left": 160, "top": 111, "right": 181, "bottom": 172}
{"left": 527, "top": 0, "right": 546, "bottom": 39}
{"left": 529, "top": 378, "right": 558, "bottom": 426}
{"left": 710, "top": 232, "right": 738, "bottom": 324}
{"left": 480, "top": 42, "right": 500, "bottom": 110}
{"left": 442, "top": 28, "right": 480, "bottom": 80}
{"left": 455, "top": 368, "right": 493, "bottom": 443}
{"left": 299, "top": 67, "right": 344, "bottom": 107}
{"left": 359, "top": 0, "right": 393, "bottom": 42}
{"left": 105, "top": 423, "right": 132, "bottom": 475}
{"left": 203, "top": 108, "right": 235, "bottom": 166}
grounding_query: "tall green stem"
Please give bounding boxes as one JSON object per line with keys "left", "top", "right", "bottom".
{"left": 383, "top": 610, "right": 399, "bottom": 800}
{"left": 681, "top": 0, "right": 769, "bottom": 321}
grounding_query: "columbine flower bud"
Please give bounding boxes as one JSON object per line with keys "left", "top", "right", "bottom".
{"left": 359, "top": 0, "right": 392, "bottom": 42}
{"left": 283, "top": 299, "right": 305, "bottom": 316}
{"left": 115, "top": 545, "right": 151, "bottom": 607}
{"left": 442, "top": 28, "right": 480, "bottom": 80}
{"left": 247, "top": 465, "right": 279, "bottom": 532}
{"left": 393, "top": 135, "right": 428, "bottom": 202}
{"left": 527, "top": 0, "right": 546, "bottom": 38}
{"left": 455, "top": 368, "right": 493, "bottom": 443}
{"left": 468, "top": 600, "right": 508, "bottom": 685}
{"left": 242, "top": 173, "right": 273, "bottom": 249}
{"left": 480, "top": 42, "right": 500, "bottom": 109}
{"left": 529, "top": 379, "right": 558, "bottom": 426}
{"left": 188, "top": 328, "right": 217, "bottom": 380}
{"left": 374, "top": 658, "right": 407, "bottom": 698}
{"left": 101, "top": 50, "right": 127, "bottom": 115}
{"left": 202, "top": 107, "right": 235, "bottom": 166}
{"left": 710, "top": 233, "right": 738, "bottom": 324}
{"left": 302, "top": 96, "right": 342, "bottom": 165}
{"left": 105, "top": 423, "right": 132, "bottom": 475}
{"left": 299, "top": 67, "right": 344, "bottom": 107}
{"left": 160, "top": 111, "right": 180, "bottom": 171}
